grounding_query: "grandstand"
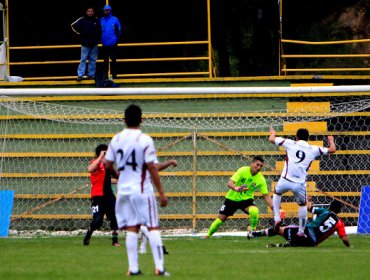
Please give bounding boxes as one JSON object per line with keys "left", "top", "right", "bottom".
{"left": 0, "top": 87, "right": 368, "bottom": 233}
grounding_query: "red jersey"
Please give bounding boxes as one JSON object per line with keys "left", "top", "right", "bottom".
{"left": 89, "top": 160, "right": 114, "bottom": 198}
{"left": 307, "top": 208, "right": 347, "bottom": 245}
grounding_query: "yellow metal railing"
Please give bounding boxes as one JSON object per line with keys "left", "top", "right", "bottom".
{"left": 280, "top": 38, "right": 370, "bottom": 74}
{"left": 5, "top": 0, "right": 213, "bottom": 81}
{"left": 8, "top": 41, "right": 212, "bottom": 81}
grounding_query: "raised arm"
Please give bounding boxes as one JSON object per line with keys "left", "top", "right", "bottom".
{"left": 327, "top": 135, "right": 336, "bottom": 154}
{"left": 87, "top": 151, "right": 105, "bottom": 173}
{"left": 269, "top": 127, "right": 276, "bottom": 144}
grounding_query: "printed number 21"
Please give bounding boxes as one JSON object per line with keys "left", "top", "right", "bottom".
{"left": 117, "top": 149, "right": 138, "bottom": 171}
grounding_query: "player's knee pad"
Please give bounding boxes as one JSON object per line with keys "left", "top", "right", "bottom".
{"left": 248, "top": 206, "right": 259, "bottom": 218}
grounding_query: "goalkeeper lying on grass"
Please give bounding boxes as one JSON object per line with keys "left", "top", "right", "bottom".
{"left": 247, "top": 200, "right": 351, "bottom": 247}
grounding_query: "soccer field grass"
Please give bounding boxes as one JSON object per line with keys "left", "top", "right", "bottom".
{"left": 0, "top": 235, "right": 369, "bottom": 279}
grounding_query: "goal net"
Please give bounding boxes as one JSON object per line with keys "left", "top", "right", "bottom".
{"left": 0, "top": 91, "right": 369, "bottom": 233}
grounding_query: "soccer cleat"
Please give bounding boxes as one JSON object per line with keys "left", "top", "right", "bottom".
{"left": 246, "top": 225, "right": 254, "bottom": 240}
{"left": 112, "top": 242, "right": 121, "bottom": 247}
{"left": 266, "top": 242, "right": 291, "bottom": 248}
{"left": 273, "top": 221, "right": 281, "bottom": 233}
{"left": 83, "top": 230, "right": 92, "bottom": 246}
{"left": 139, "top": 247, "right": 147, "bottom": 254}
{"left": 155, "top": 269, "right": 170, "bottom": 277}
{"left": 296, "top": 232, "right": 307, "bottom": 238}
{"left": 162, "top": 245, "right": 169, "bottom": 255}
{"left": 127, "top": 270, "right": 143, "bottom": 276}
{"left": 200, "top": 235, "right": 209, "bottom": 239}
{"left": 246, "top": 231, "right": 254, "bottom": 240}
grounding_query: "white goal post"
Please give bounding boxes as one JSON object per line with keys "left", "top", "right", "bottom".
{"left": 1, "top": 85, "right": 370, "bottom": 96}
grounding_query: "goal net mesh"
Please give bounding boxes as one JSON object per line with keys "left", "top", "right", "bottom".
{"left": 0, "top": 92, "right": 369, "bottom": 233}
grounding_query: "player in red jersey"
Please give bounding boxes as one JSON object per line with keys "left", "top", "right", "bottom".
{"left": 83, "top": 144, "right": 120, "bottom": 246}
{"left": 248, "top": 199, "right": 351, "bottom": 247}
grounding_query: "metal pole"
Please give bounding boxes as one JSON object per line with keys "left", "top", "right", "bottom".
{"left": 207, "top": 0, "right": 213, "bottom": 78}
{"left": 278, "top": 0, "right": 283, "bottom": 76}
{"left": 5, "top": 0, "right": 8, "bottom": 77}
{"left": 191, "top": 131, "right": 198, "bottom": 231}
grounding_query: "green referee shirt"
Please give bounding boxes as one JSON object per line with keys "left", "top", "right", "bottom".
{"left": 225, "top": 166, "right": 268, "bottom": 202}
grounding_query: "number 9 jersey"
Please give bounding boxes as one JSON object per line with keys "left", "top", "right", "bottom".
{"left": 274, "top": 137, "right": 329, "bottom": 183}
{"left": 105, "top": 128, "right": 158, "bottom": 195}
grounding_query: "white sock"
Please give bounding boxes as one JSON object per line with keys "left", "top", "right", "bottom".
{"left": 148, "top": 230, "right": 164, "bottom": 272}
{"left": 140, "top": 226, "right": 149, "bottom": 252}
{"left": 140, "top": 237, "right": 148, "bottom": 253}
{"left": 140, "top": 225, "right": 150, "bottom": 238}
{"left": 126, "top": 231, "right": 139, "bottom": 273}
{"left": 298, "top": 206, "right": 307, "bottom": 234}
{"left": 273, "top": 194, "right": 282, "bottom": 223}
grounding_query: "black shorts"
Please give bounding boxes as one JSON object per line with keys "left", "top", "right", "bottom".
{"left": 282, "top": 226, "right": 316, "bottom": 247}
{"left": 91, "top": 196, "right": 116, "bottom": 221}
{"left": 219, "top": 198, "right": 256, "bottom": 217}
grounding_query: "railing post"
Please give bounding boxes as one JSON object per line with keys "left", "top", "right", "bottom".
{"left": 191, "top": 130, "right": 198, "bottom": 231}
{"left": 207, "top": 0, "right": 213, "bottom": 78}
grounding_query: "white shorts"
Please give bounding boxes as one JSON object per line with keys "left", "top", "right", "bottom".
{"left": 275, "top": 177, "right": 307, "bottom": 205}
{"left": 115, "top": 192, "right": 159, "bottom": 229}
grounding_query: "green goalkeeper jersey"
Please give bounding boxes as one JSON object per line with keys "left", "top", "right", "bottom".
{"left": 225, "top": 166, "right": 268, "bottom": 201}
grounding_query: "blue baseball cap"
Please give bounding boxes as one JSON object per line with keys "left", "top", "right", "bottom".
{"left": 103, "top": 5, "right": 111, "bottom": 11}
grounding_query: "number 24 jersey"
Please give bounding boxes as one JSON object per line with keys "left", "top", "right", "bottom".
{"left": 105, "top": 128, "right": 158, "bottom": 195}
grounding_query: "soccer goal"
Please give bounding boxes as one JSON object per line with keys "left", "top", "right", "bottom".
{"left": 0, "top": 87, "right": 368, "bottom": 233}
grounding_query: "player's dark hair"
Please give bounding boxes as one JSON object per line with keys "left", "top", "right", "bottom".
{"left": 329, "top": 200, "right": 342, "bottom": 214}
{"left": 253, "top": 156, "right": 264, "bottom": 163}
{"left": 296, "top": 128, "right": 309, "bottom": 141}
{"left": 124, "top": 104, "right": 142, "bottom": 127}
{"left": 95, "top": 144, "right": 108, "bottom": 157}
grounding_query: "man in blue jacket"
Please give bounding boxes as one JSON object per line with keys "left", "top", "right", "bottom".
{"left": 101, "top": 5, "right": 121, "bottom": 79}
{"left": 71, "top": 7, "right": 101, "bottom": 81}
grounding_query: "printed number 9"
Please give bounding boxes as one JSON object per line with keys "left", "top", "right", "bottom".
{"left": 295, "top": 150, "right": 306, "bottom": 163}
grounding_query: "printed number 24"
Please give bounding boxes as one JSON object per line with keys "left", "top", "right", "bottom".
{"left": 117, "top": 149, "right": 138, "bottom": 171}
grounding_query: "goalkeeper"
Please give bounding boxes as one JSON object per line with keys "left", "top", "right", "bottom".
{"left": 204, "top": 156, "right": 274, "bottom": 238}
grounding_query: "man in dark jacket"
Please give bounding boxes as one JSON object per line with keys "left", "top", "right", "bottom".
{"left": 71, "top": 7, "right": 101, "bottom": 81}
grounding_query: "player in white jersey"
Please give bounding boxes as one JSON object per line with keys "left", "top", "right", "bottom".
{"left": 269, "top": 127, "right": 336, "bottom": 236}
{"left": 105, "top": 104, "right": 170, "bottom": 276}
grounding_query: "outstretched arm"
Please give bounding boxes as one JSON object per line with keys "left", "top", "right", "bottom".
{"left": 147, "top": 162, "right": 168, "bottom": 207}
{"left": 155, "top": 159, "right": 177, "bottom": 171}
{"left": 327, "top": 135, "right": 336, "bottom": 154}
{"left": 269, "top": 127, "right": 276, "bottom": 144}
